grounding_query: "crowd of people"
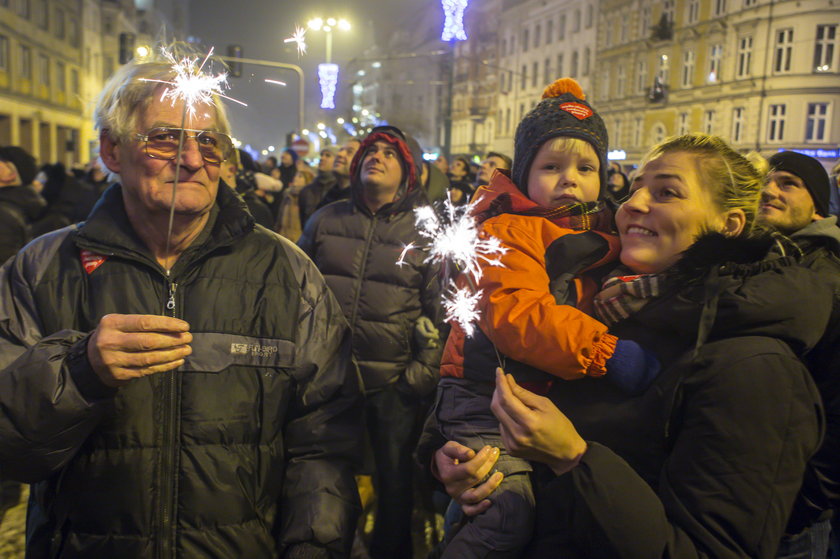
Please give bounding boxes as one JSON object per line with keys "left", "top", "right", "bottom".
{"left": 1, "top": 48, "right": 840, "bottom": 559}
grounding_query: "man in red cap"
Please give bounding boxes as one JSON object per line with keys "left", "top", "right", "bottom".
{"left": 299, "top": 126, "right": 443, "bottom": 559}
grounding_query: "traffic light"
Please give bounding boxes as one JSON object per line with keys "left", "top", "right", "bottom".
{"left": 227, "top": 45, "right": 243, "bottom": 78}
{"left": 119, "top": 33, "right": 136, "bottom": 64}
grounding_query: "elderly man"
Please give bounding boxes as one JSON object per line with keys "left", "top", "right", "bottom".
{"left": 0, "top": 54, "right": 362, "bottom": 558}
{"left": 299, "top": 125, "right": 443, "bottom": 559}
{"left": 758, "top": 151, "right": 840, "bottom": 559}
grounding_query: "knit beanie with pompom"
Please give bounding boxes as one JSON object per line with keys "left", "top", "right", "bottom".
{"left": 511, "top": 77, "right": 609, "bottom": 196}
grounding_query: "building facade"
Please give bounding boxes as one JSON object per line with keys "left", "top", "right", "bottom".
{"left": 0, "top": 0, "right": 189, "bottom": 166}
{"left": 450, "top": 0, "right": 501, "bottom": 158}
{"left": 491, "top": 0, "right": 600, "bottom": 156}
{"left": 592, "top": 0, "right": 840, "bottom": 168}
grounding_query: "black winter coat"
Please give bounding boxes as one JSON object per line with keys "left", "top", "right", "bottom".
{"left": 299, "top": 171, "right": 337, "bottom": 227}
{"left": 298, "top": 186, "right": 443, "bottom": 396}
{"left": 526, "top": 235, "right": 829, "bottom": 559}
{"left": 0, "top": 184, "right": 363, "bottom": 558}
{"left": 783, "top": 217, "right": 840, "bottom": 533}
{"left": 0, "top": 184, "right": 44, "bottom": 263}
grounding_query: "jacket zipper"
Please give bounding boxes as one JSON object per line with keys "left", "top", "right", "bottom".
{"left": 348, "top": 215, "right": 378, "bottom": 330}
{"left": 158, "top": 278, "right": 179, "bottom": 559}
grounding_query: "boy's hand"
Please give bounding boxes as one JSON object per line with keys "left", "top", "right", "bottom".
{"left": 605, "top": 339, "right": 661, "bottom": 395}
{"left": 414, "top": 316, "right": 440, "bottom": 349}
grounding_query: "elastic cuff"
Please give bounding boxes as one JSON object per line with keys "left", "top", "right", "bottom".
{"left": 586, "top": 333, "right": 618, "bottom": 378}
{"left": 67, "top": 336, "right": 118, "bottom": 402}
{"left": 551, "top": 444, "right": 588, "bottom": 476}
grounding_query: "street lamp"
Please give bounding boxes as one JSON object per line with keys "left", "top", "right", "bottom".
{"left": 308, "top": 16, "right": 351, "bottom": 109}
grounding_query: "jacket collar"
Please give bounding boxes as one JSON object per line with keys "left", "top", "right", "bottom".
{"left": 75, "top": 182, "right": 254, "bottom": 269}
{"left": 789, "top": 215, "right": 840, "bottom": 254}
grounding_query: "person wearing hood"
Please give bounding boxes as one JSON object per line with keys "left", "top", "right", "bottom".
{"left": 315, "top": 139, "right": 361, "bottom": 211}
{"left": 298, "top": 147, "right": 336, "bottom": 227}
{"left": 299, "top": 126, "right": 444, "bottom": 559}
{"left": 757, "top": 151, "right": 840, "bottom": 559}
{"left": 0, "top": 146, "right": 45, "bottom": 263}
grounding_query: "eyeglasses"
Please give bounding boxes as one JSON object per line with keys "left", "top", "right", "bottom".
{"left": 135, "top": 127, "right": 234, "bottom": 164}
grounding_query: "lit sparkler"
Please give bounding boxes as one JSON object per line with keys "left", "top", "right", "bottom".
{"left": 443, "top": 285, "right": 483, "bottom": 337}
{"left": 141, "top": 47, "right": 247, "bottom": 118}
{"left": 398, "top": 196, "right": 506, "bottom": 336}
{"left": 284, "top": 25, "right": 308, "bottom": 57}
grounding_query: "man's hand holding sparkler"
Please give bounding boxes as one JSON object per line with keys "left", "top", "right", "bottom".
{"left": 87, "top": 314, "right": 192, "bottom": 387}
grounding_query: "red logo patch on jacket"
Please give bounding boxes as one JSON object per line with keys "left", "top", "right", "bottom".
{"left": 560, "top": 102, "right": 593, "bottom": 120}
{"left": 80, "top": 250, "right": 107, "bottom": 275}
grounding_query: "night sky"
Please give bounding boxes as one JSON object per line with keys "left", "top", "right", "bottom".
{"left": 188, "top": 0, "right": 438, "bottom": 155}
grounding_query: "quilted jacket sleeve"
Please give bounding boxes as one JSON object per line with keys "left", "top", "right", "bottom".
{"left": 0, "top": 236, "right": 115, "bottom": 483}
{"left": 277, "top": 248, "right": 364, "bottom": 557}
{"left": 479, "top": 217, "right": 617, "bottom": 379}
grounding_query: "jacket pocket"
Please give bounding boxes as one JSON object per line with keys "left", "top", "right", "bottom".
{"left": 181, "top": 333, "right": 296, "bottom": 373}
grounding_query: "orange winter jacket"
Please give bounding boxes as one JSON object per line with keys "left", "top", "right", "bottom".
{"left": 439, "top": 170, "right": 621, "bottom": 383}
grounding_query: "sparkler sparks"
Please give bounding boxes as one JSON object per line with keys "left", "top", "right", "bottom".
{"left": 284, "top": 25, "right": 308, "bottom": 57}
{"left": 141, "top": 47, "right": 247, "bottom": 118}
{"left": 398, "top": 197, "right": 506, "bottom": 336}
{"left": 443, "top": 286, "right": 483, "bottom": 337}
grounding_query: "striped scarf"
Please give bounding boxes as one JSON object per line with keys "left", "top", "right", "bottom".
{"left": 593, "top": 272, "right": 665, "bottom": 326}
{"left": 476, "top": 194, "right": 613, "bottom": 232}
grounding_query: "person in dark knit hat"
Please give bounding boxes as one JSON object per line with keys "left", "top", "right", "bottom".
{"left": 760, "top": 151, "right": 832, "bottom": 233}
{"left": 428, "top": 78, "right": 659, "bottom": 558}
{"left": 758, "top": 150, "right": 840, "bottom": 559}
{"left": 0, "top": 146, "right": 45, "bottom": 262}
{"left": 0, "top": 146, "right": 38, "bottom": 187}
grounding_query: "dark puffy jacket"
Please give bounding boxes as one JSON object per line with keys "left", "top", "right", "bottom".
{"left": 526, "top": 234, "right": 829, "bottom": 559}
{"left": 299, "top": 171, "right": 337, "bottom": 227}
{"left": 0, "top": 184, "right": 363, "bottom": 558}
{"left": 298, "top": 135, "right": 443, "bottom": 396}
{"left": 0, "top": 184, "right": 44, "bottom": 263}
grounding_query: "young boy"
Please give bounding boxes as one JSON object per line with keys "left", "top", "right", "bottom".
{"left": 434, "top": 78, "right": 659, "bottom": 558}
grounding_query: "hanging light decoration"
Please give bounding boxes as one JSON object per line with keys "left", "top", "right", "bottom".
{"left": 441, "top": 0, "right": 468, "bottom": 41}
{"left": 318, "top": 63, "right": 339, "bottom": 109}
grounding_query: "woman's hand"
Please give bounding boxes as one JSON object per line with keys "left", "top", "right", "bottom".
{"left": 433, "top": 441, "right": 504, "bottom": 516}
{"left": 491, "top": 368, "right": 588, "bottom": 476}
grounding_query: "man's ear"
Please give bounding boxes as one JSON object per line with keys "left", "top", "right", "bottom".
{"left": 722, "top": 208, "right": 746, "bottom": 237}
{"left": 99, "top": 131, "right": 121, "bottom": 174}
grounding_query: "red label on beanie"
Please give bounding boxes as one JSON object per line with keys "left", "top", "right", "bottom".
{"left": 80, "top": 249, "right": 107, "bottom": 275}
{"left": 560, "top": 102, "right": 593, "bottom": 120}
